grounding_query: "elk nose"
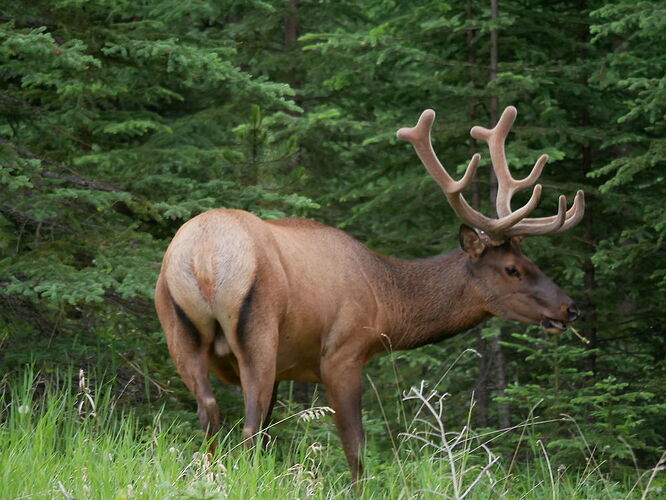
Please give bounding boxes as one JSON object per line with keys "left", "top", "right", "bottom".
{"left": 567, "top": 304, "right": 580, "bottom": 322}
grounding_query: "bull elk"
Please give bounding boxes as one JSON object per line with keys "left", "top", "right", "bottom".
{"left": 155, "top": 105, "right": 584, "bottom": 481}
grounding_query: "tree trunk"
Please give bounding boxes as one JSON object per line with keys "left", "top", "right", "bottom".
{"left": 284, "top": 0, "right": 310, "bottom": 403}
{"left": 492, "top": 333, "right": 510, "bottom": 429}
{"left": 467, "top": 2, "right": 481, "bottom": 210}
{"left": 488, "top": 0, "right": 499, "bottom": 213}
{"left": 579, "top": 16, "right": 598, "bottom": 377}
{"left": 284, "top": 0, "right": 299, "bottom": 46}
{"left": 487, "top": 0, "right": 510, "bottom": 430}
{"left": 284, "top": 0, "right": 303, "bottom": 173}
{"left": 474, "top": 332, "right": 490, "bottom": 427}
{"left": 467, "top": 2, "right": 487, "bottom": 427}
{"left": 582, "top": 255, "right": 598, "bottom": 375}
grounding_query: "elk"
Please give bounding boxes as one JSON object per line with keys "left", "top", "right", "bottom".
{"left": 155, "top": 105, "right": 584, "bottom": 482}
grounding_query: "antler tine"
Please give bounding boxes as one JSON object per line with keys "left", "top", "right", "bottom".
{"left": 505, "top": 190, "right": 585, "bottom": 237}
{"left": 552, "top": 190, "right": 585, "bottom": 233}
{"left": 506, "top": 194, "right": 566, "bottom": 237}
{"left": 471, "top": 106, "right": 547, "bottom": 219}
{"left": 397, "top": 110, "right": 478, "bottom": 195}
{"left": 520, "top": 154, "right": 549, "bottom": 191}
{"left": 471, "top": 106, "right": 519, "bottom": 218}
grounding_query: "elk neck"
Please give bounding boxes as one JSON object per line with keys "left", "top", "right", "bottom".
{"left": 379, "top": 249, "right": 492, "bottom": 351}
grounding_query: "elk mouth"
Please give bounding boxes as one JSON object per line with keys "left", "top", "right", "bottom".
{"left": 540, "top": 317, "right": 568, "bottom": 334}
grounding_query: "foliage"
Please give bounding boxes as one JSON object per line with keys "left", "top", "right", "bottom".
{"left": 501, "top": 331, "right": 666, "bottom": 466}
{"left": 1, "top": 0, "right": 665, "bottom": 491}
{"left": 0, "top": 0, "right": 314, "bottom": 370}
{"left": 1, "top": 367, "right": 658, "bottom": 499}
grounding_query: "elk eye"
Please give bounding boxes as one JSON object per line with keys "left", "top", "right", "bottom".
{"left": 505, "top": 266, "right": 520, "bottom": 278}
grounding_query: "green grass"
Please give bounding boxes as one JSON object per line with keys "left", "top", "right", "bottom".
{"left": 0, "top": 368, "right": 662, "bottom": 499}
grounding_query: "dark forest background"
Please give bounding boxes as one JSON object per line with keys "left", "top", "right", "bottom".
{"left": 1, "top": 0, "right": 664, "bottom": 475}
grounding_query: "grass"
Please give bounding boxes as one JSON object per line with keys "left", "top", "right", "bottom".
{"left": 0, "top": 367, "right": 662, "bottom": 499}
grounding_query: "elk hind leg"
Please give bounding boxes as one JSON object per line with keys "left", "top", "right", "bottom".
{"left": 172, "top": 311, "right": 220, "bottom": 444}
{"left": 237, "top": 339, "right": 278, "bottom": 446}
{"left": 224, "top": 293, "right": 278, "bottom": 446}
{"left": 156, "top": 281, "right": 221, "bottom": 449}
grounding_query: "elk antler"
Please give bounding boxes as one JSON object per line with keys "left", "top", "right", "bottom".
{"left": 397, "top": 106, "right": 585, "bottom": 242}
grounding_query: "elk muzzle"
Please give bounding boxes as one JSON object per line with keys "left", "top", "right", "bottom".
{"left": 540, "top": 302, "right": 580, "bottom": 334}
{"left": 567, "top": 304, "right": 580, "bottom": 322}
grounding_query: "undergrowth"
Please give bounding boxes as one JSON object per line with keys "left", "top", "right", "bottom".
{"left": 0, "top": 366, "right": 663, "bottom": 499}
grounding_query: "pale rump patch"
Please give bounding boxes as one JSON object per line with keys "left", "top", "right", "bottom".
{"left": 164, "top": 212, "right": 256, "bottom": 320}
{"left": 193, "top": 252, "right": 216, "bottom": 305}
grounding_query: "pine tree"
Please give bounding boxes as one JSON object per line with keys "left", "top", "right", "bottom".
{"left": 0, "top": 1, "right": 310, "bottom": 368}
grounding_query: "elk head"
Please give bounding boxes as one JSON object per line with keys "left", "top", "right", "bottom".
{"left": 397, "top": 106, "right": 585, "bottom": 333}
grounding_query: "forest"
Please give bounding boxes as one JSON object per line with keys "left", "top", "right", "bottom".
{"left": 1, "top": 0, "right": 665, "bottom": 498}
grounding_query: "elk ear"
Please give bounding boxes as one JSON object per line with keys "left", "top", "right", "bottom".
{"left": 459, "top": 224, "right": 486, "bottom": 258}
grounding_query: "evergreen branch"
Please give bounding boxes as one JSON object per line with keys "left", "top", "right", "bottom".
{"left": 0, "top": 203, "right": 76, "bottom": 235}
{"left": 0, "top": 139, "right": 145, "bottom": 202}
{"left": 103, "top": 290, "right": 154, "bottom": 317}
{"left": 0, "top": 15, "right": 58, "bottom": 30}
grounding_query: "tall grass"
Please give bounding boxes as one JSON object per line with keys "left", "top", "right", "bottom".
{"left": 0, "top": 366, "right": 661, "bottom": 499}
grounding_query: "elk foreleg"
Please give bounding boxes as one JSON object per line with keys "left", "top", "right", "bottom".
{"left": 322, "top": 356, "right": 365, "bottom": 484}
{"left": 261, "top": 382, "right": 279, "bottom": 448}
{"left": 264, "top": 382, "right": 279, "bottom": 427}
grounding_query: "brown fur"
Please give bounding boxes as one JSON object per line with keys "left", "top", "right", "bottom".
{"left": 155, "top": 209, "right": 577, "bottom": 482}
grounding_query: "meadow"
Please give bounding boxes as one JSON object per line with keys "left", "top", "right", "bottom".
{"left": 1, "top": 365, "right": 661, "bottom": 499}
